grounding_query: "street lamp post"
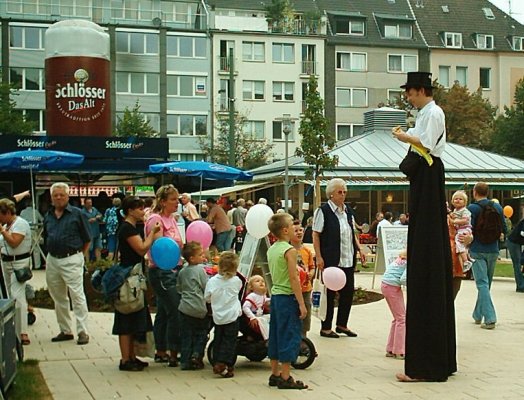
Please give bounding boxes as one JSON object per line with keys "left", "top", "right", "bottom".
{"left": 282, "top": 113, "right": 291, "bottom": 213}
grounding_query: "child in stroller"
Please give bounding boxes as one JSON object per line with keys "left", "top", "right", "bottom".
{"left": 240, "top": 275, "right": 270, "bottom": 341}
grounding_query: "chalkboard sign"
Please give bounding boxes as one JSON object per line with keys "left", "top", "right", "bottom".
{"left": 238, "top": 233, "right": 272, "bottom": 290}
{"left": 371, "top": 225, "right": 408, "bottom": 288}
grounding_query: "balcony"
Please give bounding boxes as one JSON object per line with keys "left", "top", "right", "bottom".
{"left": 217, "top": 57, "right": 238, "bottom": 75}
{"left": 300, "top": 60, "right": 317, "bottom": 76}
{"left": 267, "top": 18, "right": 324, "bottom": 36}
{"left": 2, "top": 1, "right": 208, "bottom": 31}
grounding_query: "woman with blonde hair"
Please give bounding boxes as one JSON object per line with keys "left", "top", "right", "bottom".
{"left": 145, "top": 185, "right": 183, "bottom": 366}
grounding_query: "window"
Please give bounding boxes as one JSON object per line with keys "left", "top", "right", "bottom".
{"left": 444, "top": 32, "right": 462, "bottom": 48}
{"left": 116, "top": 72, "right": 159, "bottom": 94}
{"left": 9, "top": 26, "right": 45, "bottom": 49}
{"left": 513, "top": 36, "right": 524, "bottom": 51}
{"left": 336, "top": 124, "right": 364, "bottom": 141}
{"left": 336, "top": 52, "right": 367, "bottom": 71}
{"left": 9, "top": 68, "right": 44, "bottom": 90}
{"left": 438, "top": 66, "right": 450, "bottom": 88}
{"left": 171, "top": 153, "right": 204, "bottom": 162}
{"left": 476, "top": 34, "right": 494, "bottom": 50}
{"left": 272, "top": 43, "right": 294, "bottom": 63}
{"left": 243, "top": 80, "right": 265, "bottom": 100}
{"left": 336, "top": 19, "right": 365, "bottom": 35}
{"left": 480, "top": 68, "right": 491, "bottom": 90}
{"left": 167, "top": 114, "right": 207, "bottom": 136}
{"left": 59, "top": 0, "right": 91, "bottom": 18}
{"left": 387, "top": 89, "right": 402, "bottom": 103}
{"left": 349, "top": 20, "right": 365, "bottom": 35}
{"left": 242, "top": 42, "right": 265, "bottom": 61}
{"left": 388, "top": 54, "right": 417, "bottom": 73}
{"left": 456, "top": 66, "right": 468, "bottom": 86}
{"left": 384, "top": 23, "right": 412, "bottom": 39}
{"left": 336, "top": 88, "right": 368, "bottom": 107}
{"left": 160, "top": 1, "right": 198, "bottom": 23}
{"left": 22, "top": 109, "right": 45, "bottom": 133}
{"left": 166, "top": 35, "right": 206, "bottom": 57}
{"left": 272, "top": 121, "right": 295, "bottom": 140}
{"left": 166, "top": 75, "right": 207, "bottom": 97}
{"left": 244, "top": 121, "right": 265, "bottom": 140}
{"left": 482, "top": 8, "right": 495, "bottom": 20}
{"left": 273, "top": 82, "right": 294, "bottom": 101}
{"left": 116, "top": 31, "right": 159, "bottom": 55}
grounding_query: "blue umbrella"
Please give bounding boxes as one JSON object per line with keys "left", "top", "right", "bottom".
{"left": 0, "top": 149, "right": 84, "bottom": 220}
{"left": 149, "top": 161, "right": 253, "bottom": 205}
{"left": 149, "top": 161, "right": 253, "bottom": 181}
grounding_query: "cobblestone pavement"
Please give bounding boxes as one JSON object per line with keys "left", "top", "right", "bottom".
{"left": 25, "top": 270, "right": 523, "bottom": 400}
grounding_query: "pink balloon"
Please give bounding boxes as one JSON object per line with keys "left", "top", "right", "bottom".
{"left": 323, "top": 268, "right": 347, "bottom": 291}
{"left": 186, "top": 220, "right": 213, "bottom": 249}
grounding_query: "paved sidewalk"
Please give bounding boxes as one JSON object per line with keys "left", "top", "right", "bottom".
{"left": 25, "top": 270, "right": 523, "bottom": 400}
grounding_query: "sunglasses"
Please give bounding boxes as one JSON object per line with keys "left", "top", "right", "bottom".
{"left": 336, "top": 190, "right": 347, "bottom": 195}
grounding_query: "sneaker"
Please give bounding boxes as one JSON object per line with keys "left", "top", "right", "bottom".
{"left": 462, "top": 260, "right": 473, "bottom": 273}
{"left": 395, "top": 354, "right": 405, "bottom": 360}
{"left": 481, "top": 322, "right": 496, "bottom": 330}
{"left": 474, "top": 320, "right": 482, "bottom": 325}
{"left": 385, "top": 352, "right": 395, "bottom": 358}
{"left": 51, "top": 332, "right": 74, "bottom": 342}
{"left": 77, "top": 332, "right": 90, "bottom": 345}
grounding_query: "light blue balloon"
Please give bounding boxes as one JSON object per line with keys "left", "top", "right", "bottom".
{"left": 151, "top": 237, "right": 180, "bottom": 270}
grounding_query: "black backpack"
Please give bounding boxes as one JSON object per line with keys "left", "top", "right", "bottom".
{"left": 473, "top": 201, "right": 503, "bottom": 244}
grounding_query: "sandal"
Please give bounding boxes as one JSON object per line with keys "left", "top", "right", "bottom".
{"left": 21, "top": 334, "right": 30, "bottom": 345}
{"left": 154, "top": 354, "right": 169, "bottom": 363}
{"left": 223, "top": 367, "right": 234, "bottom": 378}
{"left": 268, "top": 374, "right": 284, "bottom": 387}
{"left": 277, "top": 376, "right": 309, "bottom": 390}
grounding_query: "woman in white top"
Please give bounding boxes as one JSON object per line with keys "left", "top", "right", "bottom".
{"left": 0, "top": 198, "right": 32, "bottom": 345}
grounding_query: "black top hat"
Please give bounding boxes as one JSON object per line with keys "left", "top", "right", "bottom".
{"left": 400, "top": 71, "right": 434, "bottom": 89}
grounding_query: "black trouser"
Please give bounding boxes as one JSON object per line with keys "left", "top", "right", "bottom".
{"left": 321, "top": 266, "right": 355, "bottom": 331}
{"left": 213, "top": 320, "right": 239, "bottom": 367}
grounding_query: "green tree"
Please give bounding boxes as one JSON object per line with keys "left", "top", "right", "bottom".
{"left": 491, "top": 78, "right": 524, "bottom": 159}
{"left": 264, "top": 0, "right": 295, "bottom": 32}
{"left": 387, "top": 81, "right": 495, "bottom": 149}
{"left": 199, "top": 112, "right": 274, "bottom": 170}
{"left": 0, "top": 82, "right": 35, "bottom": 135}
{"left": 113, "top": 101, "right": 157, "bottom": 137}
{"left": 295, "top": 75, "right": 338, "bottom": 207}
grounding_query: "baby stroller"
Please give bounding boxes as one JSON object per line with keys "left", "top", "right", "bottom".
{"left": 206, "top": 272, "right": 317, "bottom": 370}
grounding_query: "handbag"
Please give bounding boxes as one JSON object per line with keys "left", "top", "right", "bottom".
{"left": 134, "top": 331, "right": 155, "bottom": 358}
{"left": 399, "top": 148, "right": 423, "bottom": 178}
{"left": 114, "top": 262, "right": 147, "bottom": 315}
{"left": 311, "top": 268, "right": 327, "bottom": 320}
{"left": 399, "top": 131, "right": 444, "bottom": 178}
{"left": 13, "top": 265, "right": 33, "bottom": 283}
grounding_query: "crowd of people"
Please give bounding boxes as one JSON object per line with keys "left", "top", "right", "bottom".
{"left": 2, "top": 70, "right": 524, "bottom": 390}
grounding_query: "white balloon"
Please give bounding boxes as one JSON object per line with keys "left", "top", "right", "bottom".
{"left": 245, "top": 204, "right": 274, "bottom": 239}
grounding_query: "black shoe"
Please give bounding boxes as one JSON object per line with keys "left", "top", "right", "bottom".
{"left": 320, "top": 330, "right": 339, "bottom": 338}
{"left": 335, "top": 327, "right": 358, "bottom": 337}
{"left": 133, "top": 358, "right": 149, "bottom": 368}
{"left": 51, "top": 332, "right": 74, "bottom": 342}
{"left": 154, "top": 354, "right": 169, "bottom": 363}
{"left": 168, "top": 357, "right": 178, "bottom": 367}
{"left": 119, "top": 360, "right": 144, "bottom": 372}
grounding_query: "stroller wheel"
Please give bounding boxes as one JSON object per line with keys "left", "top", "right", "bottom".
{"left": 27, "top": 311, "right": 36, "bottom": 326}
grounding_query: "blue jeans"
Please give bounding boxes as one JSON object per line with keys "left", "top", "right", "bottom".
{"left": 216, "top": 230, "right": 232, "bottom": 252}
{"left": 267, "top": 295, "right": 301, "bottom": 363}
{"left": 179, "top": 312, "right": 210, "bottom": 368}
{"left": 470, "top": 251, "right": 498, "bottom": 324}
{"left": 506, "top": 240, "right": 524, "bottom": 291}
{"left": 148, "top": 268, "right": 180, "bottom": 352}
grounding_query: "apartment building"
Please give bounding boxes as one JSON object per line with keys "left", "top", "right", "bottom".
{"left": 317, "top": 0, "right": 428, "bottom": 140}
{"left": 0, "top": 0, "right": 211, "bottom": 161}
{"left": 409, "top": 0, "right": 524, "bottom": 112}
{"left": 208, "top": 0, "right": 326, "bottom": 160}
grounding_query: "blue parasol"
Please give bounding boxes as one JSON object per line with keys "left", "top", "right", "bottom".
{"left": 0, "top": 149, "right": 84, "bottom": 220}
{"left": 149, "top": 161, "right": 253, "bottom": 206}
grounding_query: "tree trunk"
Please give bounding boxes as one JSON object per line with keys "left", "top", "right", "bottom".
{"left": 314, "top": 175, "right": 322, "bottom": 209}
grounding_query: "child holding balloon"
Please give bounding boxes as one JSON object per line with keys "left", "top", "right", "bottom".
{"left": 204, "top": 251, "right": 243, "bottom": 378}
{"left": 176, "top": 241, "right": 210, "bottom": 370}
{"left": 266, "top": 213, "right": 308, "bottom": 390}
{"left": 381, "top": 249, "right": 407, "bottom": 360}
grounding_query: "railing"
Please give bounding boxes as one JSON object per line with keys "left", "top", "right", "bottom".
{"left": 301, "top": 60, "right": 317, "bottom": 75}
{"left": 2, "top": 0, "right": 208, "bottom": 30}
{"left": 218, "top": 56, "right": 233, "bottom": 72}
{"left": 267, "top": 18, "right": 322, "bottom": 36}
{"left": 218, "top": 97, "right": 229, "bottom": 112}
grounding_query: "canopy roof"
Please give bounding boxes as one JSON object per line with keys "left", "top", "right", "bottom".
{"left": 249, "top": 130, "right": 524, "bottom": 190}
